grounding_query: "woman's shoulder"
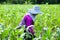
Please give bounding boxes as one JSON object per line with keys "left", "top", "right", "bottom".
{"left": 24, "top": 13, "right": 30, "bottom": 18}
{"left": 24, "top": 13, "right": 32, "bottom": 20}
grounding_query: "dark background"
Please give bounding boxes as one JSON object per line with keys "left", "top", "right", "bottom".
{"left": 0, "top": 0, "right": 60, "bottom": 4}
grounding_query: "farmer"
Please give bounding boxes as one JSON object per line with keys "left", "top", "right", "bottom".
{"left": 15, "top": 6, "right": 42, "bottom": 40}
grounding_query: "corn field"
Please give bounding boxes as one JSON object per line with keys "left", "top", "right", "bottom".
{"left": 0, "top": 4, "right": 60, "bottom": 40}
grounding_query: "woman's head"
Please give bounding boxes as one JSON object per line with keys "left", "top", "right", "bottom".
{"left": 28, "top": 5, "right": 42, "bottom": 15}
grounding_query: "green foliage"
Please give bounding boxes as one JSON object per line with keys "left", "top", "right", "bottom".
{"left": 0, "top": 5, "right": 60, "bottom": 40}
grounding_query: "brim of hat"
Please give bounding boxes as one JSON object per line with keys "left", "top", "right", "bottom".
{"left": 30, "top": 10, "right": 42, "bottom": 14}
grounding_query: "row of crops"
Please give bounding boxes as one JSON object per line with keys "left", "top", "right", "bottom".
{"left": 0, "top": 4, "right": 60, "bottom": 40}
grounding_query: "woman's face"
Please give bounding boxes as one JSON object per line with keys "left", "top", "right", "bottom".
{"left": 32, "top": 14, "right": 38, "bottom": 16}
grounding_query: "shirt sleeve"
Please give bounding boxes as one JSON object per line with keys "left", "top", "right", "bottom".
{"left": 18, "top": 18, "right": 25, "bottom": 27}
{"left": 29, "top": 27, "right": 35, "bottom": 35}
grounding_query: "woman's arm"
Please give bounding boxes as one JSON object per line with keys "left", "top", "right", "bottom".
{"left": 15, "top": 18, "right": 25, "bottom": 29}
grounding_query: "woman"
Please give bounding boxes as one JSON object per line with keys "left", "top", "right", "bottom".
{"left": 15, "top": 5, "right": 42, "bottom": 40}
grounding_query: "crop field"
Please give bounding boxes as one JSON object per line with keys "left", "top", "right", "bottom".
{"left": 0, "top": 4, "right": 60, "bottom": 40}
